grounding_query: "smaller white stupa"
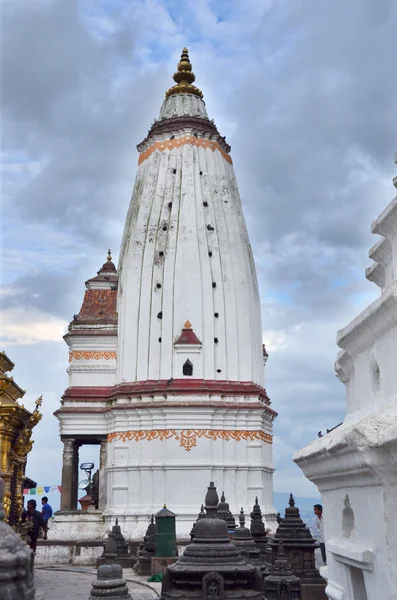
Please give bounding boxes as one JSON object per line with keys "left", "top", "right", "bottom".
{"left": 294, "top": 153, "right": 397, "bottom": 600}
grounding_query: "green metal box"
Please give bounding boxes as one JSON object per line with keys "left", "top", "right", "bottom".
{"left": 155, "top": 505, "right": 177, "bottom": 557}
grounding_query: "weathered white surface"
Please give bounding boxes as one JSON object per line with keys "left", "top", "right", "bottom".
{"left": 48, "top": 512, "right": 106, "bottom": 541}
{"left": 117, "top": 144, "right": 264, "bottom": 385}
{"left": 159, "top": 93, "right": 208, "bottom": 120}
{"left": 294, "top": 155, "right": 397, "bottom": 600}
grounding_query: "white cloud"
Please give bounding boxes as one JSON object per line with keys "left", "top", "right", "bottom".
{"left": 0, "top": 307, "right": 68, "bottom": 345}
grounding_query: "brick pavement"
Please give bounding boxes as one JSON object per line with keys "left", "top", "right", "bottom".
{"left": 34, "top": 566, "right": 160, "bottom": 600}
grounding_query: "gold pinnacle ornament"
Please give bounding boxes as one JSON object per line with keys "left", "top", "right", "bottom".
{"left": 165, "top": 48, "right": 203, "bottom": 99}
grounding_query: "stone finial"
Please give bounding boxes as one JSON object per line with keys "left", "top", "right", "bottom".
{"left": 89, "top": 563, "right": 131, "bottom": 599}
{"left": 204, "top": 481, "right": 219, "bottom": 518}
{"left": 289, "top": 493, "right": 295, "bottom": 507}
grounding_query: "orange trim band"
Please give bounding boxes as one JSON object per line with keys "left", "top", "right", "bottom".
{"left": 138, "top": 135, "right": 232, "bottom": 165}
{"left": 108, "top": 429, "right": 272, "bottom": 451}
{"left": 69, "top": 351, "right": 117, "bottom": 362}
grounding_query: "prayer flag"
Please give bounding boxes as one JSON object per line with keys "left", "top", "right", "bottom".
{"left": 58, "top": 486, "right": 62, "bottom": 493}
{"left": 23, "top": 488, "right": 29, "bottom": 495}
{"left": 30, "top": 488, "right": 36, "bottom": 495}
{"left": 37, "top": 486, "right": 44, "bottom": 494}
{"left": 44, "top": 486, "right": 50, "bottom": 493}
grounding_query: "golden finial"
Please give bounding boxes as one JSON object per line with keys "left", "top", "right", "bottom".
{"left": 107, "top": 249, "right": 112, "bottom": 261}
{"left": 165, "top": 48, "right": 203, "bottom": 99}
{"left": 35, "top": 395, "right": 43, "bottom": 409}
{"left": 184, "top": 320, "right": 192, "bottom": 329}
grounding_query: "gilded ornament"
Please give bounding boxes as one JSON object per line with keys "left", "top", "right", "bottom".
{"left": 165, "top": 47, "right": 204, "bottom": 99}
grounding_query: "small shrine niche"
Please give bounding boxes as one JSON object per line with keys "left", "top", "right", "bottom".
{"left": 202, "top": 572, "right": 224, "bottom": 600}
{"left": 183, "top": 359, "right": 193, "bottom": 376}
{"left": 174, "top": 320, "right": 203, "bottom": 378}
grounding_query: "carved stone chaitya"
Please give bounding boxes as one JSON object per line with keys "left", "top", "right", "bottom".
{"left": 89, "top": 563, "right": 131, "bottom": 599}
{"left": 160, "top": 521, "right": 265, "bottom": 600}
{"left": 269, "top": 495, "right": 326, "bottom": 600}
{"left": 0, "top": 477, "right": 36, "bottom": 600}
{"left": 233, "top": 508, "right": 269, "bottom": 577}
{"left": 264, "top": 540, "right": 302, "bottom": 600}
{"left": 160, "top": 484, "right": 265, "bottom": 600}
{"left": 137, "top": 515, "right": 156, "bottom": 575}
{"left": 250, "top": 496, "right": 272, "bottom": 565}
{"left": 217, "top": 492, "right": 236, "bottom": 533}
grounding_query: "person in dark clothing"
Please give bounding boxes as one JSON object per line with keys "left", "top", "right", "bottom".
{"left": 22, "top": 499, "right": 46, "bottom": 551}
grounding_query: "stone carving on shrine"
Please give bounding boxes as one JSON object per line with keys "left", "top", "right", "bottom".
{"left": 159, "top": 481, "right": 265, "bottom": 600}
{"left": 264, "top": 539, "right": 302, "bottom": 600}
{"left": 269, "top": 494, "right": 326, "bottom": 600}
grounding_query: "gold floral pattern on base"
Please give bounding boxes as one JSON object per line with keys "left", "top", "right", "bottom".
{"left": 107, "top": 429, "right": 272, "bottom": 451}
{"left": 69, "top": 351, "right": 117, "bottom": 362}
{"left": 138, "top": 135, "right": 232, "bottom": 166}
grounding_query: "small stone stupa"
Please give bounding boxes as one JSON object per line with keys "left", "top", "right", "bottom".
{"left": 233, "top": 508, "right": 269, "bottom": 577}
{"left": 89, "top": 563, "right": 131, "bottom": 599}
{"left": 269, "top": 494, "right": 326, "bottom": 600}
{"left": 264, "top": 540, "right": 302, "bottom": 600}
{"left": 250, "top": 497, "right": 272, "bottom": 564}
{"left": 159, "top": 481, "right": 265, "bottom": 600}
{"left": 97, "top": 520, "right": 134, "bottom": 568}
{"left": 190, "top": 504, "right": 206, "bottom": 541}
{"left": 217, "top": 492, "right": 236, "bottom": 533}
{"left": 0, "top": 478, "right": 36, "bottom": 600}
{"left": 137, "top": 515, "right": 156, "bottom": 576}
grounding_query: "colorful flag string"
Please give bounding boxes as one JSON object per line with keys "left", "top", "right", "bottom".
{"left": 23, "top": 486, "right": 62, "bottom": 495}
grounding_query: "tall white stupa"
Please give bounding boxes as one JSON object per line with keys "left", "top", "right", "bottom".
{"left": 56, "top": 49, "right": 277, "bottom": 539}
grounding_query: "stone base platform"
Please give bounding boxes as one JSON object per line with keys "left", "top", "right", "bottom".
{"left": 49, "top": 510, "right": 106, "bottom": 541}
{"left": 35, "top": 540, "right": 105, "bottom": 566}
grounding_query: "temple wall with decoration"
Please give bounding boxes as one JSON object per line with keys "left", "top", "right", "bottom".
{"left": 294, "top": 153, "right": 397, "bottom": 600}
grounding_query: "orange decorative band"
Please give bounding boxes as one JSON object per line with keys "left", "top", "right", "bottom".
{"left": 107, "top": 429, "right": 272, "bottom": 452}
{"left": 69, "top": 351, "right": 117, "bottom": 362}
{"left": 138, "top": 136, "right": 232, "bottom": 166}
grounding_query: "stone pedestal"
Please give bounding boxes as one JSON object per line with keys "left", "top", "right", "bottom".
{"left": 47, "top": 510, "right": 106, "bottom": 541}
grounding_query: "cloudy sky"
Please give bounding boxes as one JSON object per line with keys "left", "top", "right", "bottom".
{"left": 1, "top": 0, "right": 396, "bottom": 506}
